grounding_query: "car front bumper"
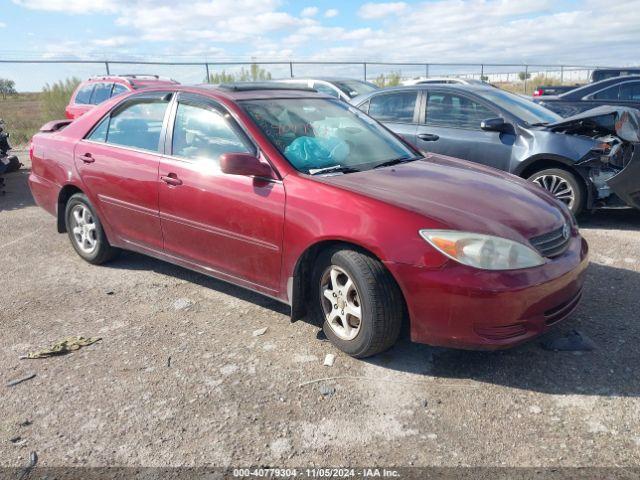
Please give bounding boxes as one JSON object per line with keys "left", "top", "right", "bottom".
{"left": 385, "top": 234, "right": 589, "bottom": 350}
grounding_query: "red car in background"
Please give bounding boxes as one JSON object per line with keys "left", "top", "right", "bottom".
{"left": 65, "top": 74, "right": 179, "bottom": 120}
{"left": 29, "top": 84, "right": 588, "bottom": 357}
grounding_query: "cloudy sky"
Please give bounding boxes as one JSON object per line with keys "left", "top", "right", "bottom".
{"left": 2, "top": 0, "right": 640, "bottom": 89}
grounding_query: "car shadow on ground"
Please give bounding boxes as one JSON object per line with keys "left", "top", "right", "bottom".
{"left": 578, "top": 208, "right": 640, "bottom": 231}
{"left": 104, "top": 250, "right": 291, "bottom": 315}
{"left": 366, "top": 261, "right": 640, "bottom": 398}
{"left": 0, "top": 169, "right": 36, "bottom": 212}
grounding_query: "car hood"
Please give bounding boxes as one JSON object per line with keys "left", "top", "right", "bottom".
{"left": 544, "top": 106, "right": 640, "bottom": 142}
{"left": 317, "top": 154, "right": 568, "bottom": 243}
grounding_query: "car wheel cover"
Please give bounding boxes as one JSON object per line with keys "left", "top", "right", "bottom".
{"left": 320, "top": 265, "right": 362, "bottom": 341}
{"left": 532, "top": 174, "right": 575, "bottom": 209}
{"left": 70, "top": 204, "right": 98, "bottom": 254}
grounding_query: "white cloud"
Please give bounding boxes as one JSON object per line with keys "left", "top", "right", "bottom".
{"left": 301, "top": 6, "right": 319, "bottom": 17}
{"left": 0, "top": 22, "right": 6, "bottom": 28}
{"left": 12, "top": 0, "right": 117, "bottom": 14}
{"left": 358, "top": 2, "right": 407, "bottom": 19}
{"left": 324, "top": 8, "right": 339, "bottom": 18}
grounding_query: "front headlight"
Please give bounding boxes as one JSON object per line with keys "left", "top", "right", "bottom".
{"left": 419, "top": 230, "right": 545, "bottom": 270}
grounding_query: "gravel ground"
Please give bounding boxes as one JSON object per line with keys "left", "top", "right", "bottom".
{"left": 1, "top": 151, "right": 639, "bottom": 469}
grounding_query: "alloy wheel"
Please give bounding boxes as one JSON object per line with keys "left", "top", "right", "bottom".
{"left": 320, "top": 265, "right": 362, "bottom": 341}
{"left": 531, "top": 174, "right": 576, "bottom": 209}
{"left": 70, "top": 204, "right": 98, "bottom": 254}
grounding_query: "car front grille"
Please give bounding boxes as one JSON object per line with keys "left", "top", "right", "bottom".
{"left": 530, "top": 224, "right": 571, "bottom": 258}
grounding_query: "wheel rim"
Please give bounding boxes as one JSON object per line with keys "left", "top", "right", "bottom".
{"left": 70, "top": 204, "right": 98, "bottom": 254}
{"left": 531, "top": 174, "right": 575, "bottom": 209}
{"left": 320, "top": 265, "right": 362, "bottom": 341}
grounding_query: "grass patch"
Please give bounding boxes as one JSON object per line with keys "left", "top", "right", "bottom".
{"left": 0, "top": 77, "right": 79, "bottom": 147}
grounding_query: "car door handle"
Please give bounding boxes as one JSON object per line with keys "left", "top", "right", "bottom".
{"left": 161, "top": 174, "right": 183, "bottom": 186}
{"left": 418, "top": 133, "right": 439, "bottom": 142}
{"left": 79, "top": 153, "right": 95, "bottom": 163}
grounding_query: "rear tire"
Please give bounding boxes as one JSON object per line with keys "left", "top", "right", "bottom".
{"left": 528, "top": 167, "right": 585, "bottom": 216}
{"left": 311, "top": 247, "right": 404, "bottom": 358}
{"left": 65, "top": 193, "right": 120, "bottom": 264}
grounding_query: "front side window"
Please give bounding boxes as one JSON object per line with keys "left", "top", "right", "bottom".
{"left": 368, "top": 92, "right": 417, "bottom": 123}
{"left": 241, "top": 98, "right": 418, "bottom": 174}
{"left": 426, "top": 92, "right": 495, "bottom": 128}
{"left": 105, "top": 98, "right": 170, "bottom": 152}
{"left": 477, "top": 88, "right": 561, "bottom": 125}
{"left": 74, "top": 85, "right": 95, "bottom": 105}
{"left": 91, "top": 83, "right": 113, "bottom": 105}
{"left": 619, "top": 82, "right": 640, "bottom": 101}
{"left": 172, "top": 103, "right": 251, "bottom": 162}
{"left": 594, "top": 85, "right": 619, "bottom": 101}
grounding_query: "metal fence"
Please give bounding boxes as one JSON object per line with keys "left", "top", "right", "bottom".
{"left": 0, "top": 59, "right": 607, "bottom": 92}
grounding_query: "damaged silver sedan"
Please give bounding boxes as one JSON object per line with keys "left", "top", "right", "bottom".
{"left": 353, "top": 85, "right": 640, "bottom": 215}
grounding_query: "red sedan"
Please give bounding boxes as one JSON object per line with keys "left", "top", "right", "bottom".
{"left": 29, "top": 84, "right": 588, "bottom": 357}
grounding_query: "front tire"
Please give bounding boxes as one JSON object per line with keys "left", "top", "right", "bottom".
{"left": 528, "top": 167, "right": 585, "bottom": 216}
{"left": 311, "top": 248, "right": 404, "bottom": 358}
{"left": 65, "top": 193, "right": 119, "bottom": 264}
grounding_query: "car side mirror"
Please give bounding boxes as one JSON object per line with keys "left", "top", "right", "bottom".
{"left": 220, "top": 153, "right": 273, "bottom": 179}
{"left": 480, "top": 117, "right": 511, "bottom": 133}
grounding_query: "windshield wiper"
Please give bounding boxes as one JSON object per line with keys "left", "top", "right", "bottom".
{"left": 372, "top": 156, "right": 420, "bottom": 169}
{"left": 308, "top": 165, "right": 360, "bottom": 175}
{"left": 529, "top": 121, "right": 549, "bottom": 127}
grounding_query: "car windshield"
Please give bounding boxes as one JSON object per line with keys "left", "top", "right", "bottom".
{"left": 331, "top": 80, "right": 378, "bottom": 98}
{"left": 240, "top": 98, "right": 419, "bottom": 174}
{"left": 479, "top": 89, "right": 562, "bottom": 125}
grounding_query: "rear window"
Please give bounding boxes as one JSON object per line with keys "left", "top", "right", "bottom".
{"left": 90, "top": 83, "right": 113, "bottom": 105}
{"left": 74, "top": 85, "right": 94, "bottom": 105}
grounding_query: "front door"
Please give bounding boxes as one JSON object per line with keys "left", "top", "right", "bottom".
{"left": 158, "top": 93, "right": 285, "bottom": 295}
{"left": 416, "top": 90, "right": 515, "bottom": 171}
{"left": 75, "top": 92, "right": 173, "bottom": 251}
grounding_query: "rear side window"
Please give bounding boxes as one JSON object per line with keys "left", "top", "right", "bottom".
{"left": 74, "top": 84, "right": 95, "bottom": 105}
{"left": 111, "top": 83, "right": 129, "bottom": 97}
{"left": 87, "top": 117, "right": 109, "bottom": 142}
{"left": 90, "top": 83, "right": 113, "bottom": 105}
{"left": 426, "top": 92, "right": 494, "bottom": 129}
{"left": 105, "top": 98, "right": 170, "bottom": 152}
{"left": 368, "top": 92, "right": 417, "bottom": 123}
{"left": 171, "top": 102, "right": 251, "bottom": 162}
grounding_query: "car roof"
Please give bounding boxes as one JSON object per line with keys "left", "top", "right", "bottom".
{"left": 350, "top": 83, "right": 494, "bottom": 105}
{"left": 138, "top": 83, "right": 331, "bottom": 101}
{"left": 283, "top": 77, "right": 369, "bottom": 83}
{"left": 85, "top": 74, "right": 179, "bottom": 87}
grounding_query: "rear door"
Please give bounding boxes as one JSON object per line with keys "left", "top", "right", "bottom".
{"left": 416, "top": 89, "right": 515, "bottom": 171}
{"left": 158, "top": 93, "right": 285, "bottom": 294}
{"left": 75, "top": 92, "right": 173, "bottom": 251}
{"left": 364, "top": 90, "right": 419, "bottom": 145}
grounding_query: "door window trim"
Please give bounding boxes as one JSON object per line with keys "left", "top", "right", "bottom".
{"left": 83, "top": 90, "right": 175, "bottom": 154}
{"left": 162, "top": 92, "right": 283, "bottom": 182}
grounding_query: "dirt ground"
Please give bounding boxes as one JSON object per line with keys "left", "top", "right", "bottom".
{"left": 1, "top": 151, "right": 639, "bottom": 469}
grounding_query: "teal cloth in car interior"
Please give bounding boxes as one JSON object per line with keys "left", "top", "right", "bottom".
{"left": 284, "top": 136, "right": 350, "bottom": 171}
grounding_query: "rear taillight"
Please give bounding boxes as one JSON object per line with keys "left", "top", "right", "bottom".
{"left": 533, "top": 89, "right": 542, "bottom": 97}
{"left": 29, "top": 140, "right": 34, "bottom": 162}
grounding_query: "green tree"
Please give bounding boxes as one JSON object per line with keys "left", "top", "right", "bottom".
{"left": 206, "top": 63, "right": 272, "bottom": 83}
{"left": 0, "top": 78, "right": 17, "bottom": 100}
{"left": 372, "top": 71, "right": 402, "bottom": 87}
{"left": 41, "top": 77, "right": 81, "bottom": 119}
{"left": 518, "top": 71, "right": 531, "bottom": 82}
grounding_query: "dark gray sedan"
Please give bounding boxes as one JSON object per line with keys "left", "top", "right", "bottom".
{"left": 353, "top": 85, "right": 640, "bottom": 215}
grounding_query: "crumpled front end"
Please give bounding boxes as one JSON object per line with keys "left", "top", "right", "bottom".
{"left": 546, "top": 106, "right": 640, "bottom": 209}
